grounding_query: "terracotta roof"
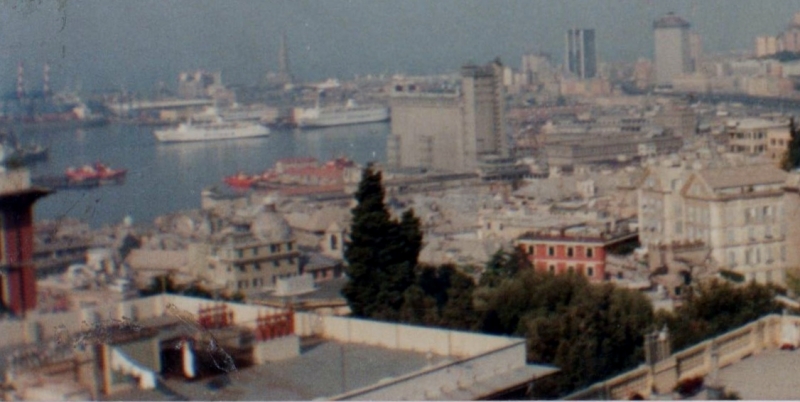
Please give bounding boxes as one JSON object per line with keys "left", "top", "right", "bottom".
{"left": 698, "top": 164, "right": 787, "bottom": 190}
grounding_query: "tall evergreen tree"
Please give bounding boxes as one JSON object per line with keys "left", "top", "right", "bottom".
{"left": 782, "top": 117, "right": 800, "bottom": 171}
{"left": 343, "top": 164, "right": 423, "bottom": 319}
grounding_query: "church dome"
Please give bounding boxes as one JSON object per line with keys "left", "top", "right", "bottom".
{"left": 251, "top": 210, "right": 293, "bottom": 243}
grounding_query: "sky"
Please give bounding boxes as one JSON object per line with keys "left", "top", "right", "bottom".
{"left": 3, "top": 0, "right": 800, "bottom": 94}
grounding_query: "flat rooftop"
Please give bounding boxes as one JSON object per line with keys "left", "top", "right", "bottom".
{"left": 106, "top": 339, "right": 453, "bottom": 401}
{"left": 717, "top": 349, "right": 800, "bottom": 400}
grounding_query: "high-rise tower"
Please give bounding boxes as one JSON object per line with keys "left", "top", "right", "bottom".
{"left": 564, "top": 29, "right": 597, "bottom": 79}
{"left": 653, "top": 13, "right": 692, "bottom": 87}
{"left": 271, "top": 32, "right": 293, "bottom": 86}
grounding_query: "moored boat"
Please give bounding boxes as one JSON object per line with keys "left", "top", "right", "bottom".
{"left": 153, "top": 117, "right": 270, "bottom": 143}
{"left": 66, "top": 162, "right": 127, "bottom": 183}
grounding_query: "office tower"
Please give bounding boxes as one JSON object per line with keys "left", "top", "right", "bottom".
{"left": 565, "top": 29, "right": 597, "bottom": 79}
{"left": 653, "top": 13, "right": 692, "bottom": 86}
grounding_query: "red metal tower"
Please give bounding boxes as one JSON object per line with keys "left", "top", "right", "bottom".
{"left": 0, "top": 170, "right": 50, "bottom": 316}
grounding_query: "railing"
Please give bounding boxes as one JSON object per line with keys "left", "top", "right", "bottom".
{"left": 565, "top": 314, "right": 790, "bottom": 400}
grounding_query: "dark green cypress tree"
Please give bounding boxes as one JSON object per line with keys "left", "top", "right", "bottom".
{"left": 342, "top": 164, "right": 393, "bottom": 317}
{"left": 782, "top": 117, "right": 800, "bottom": 171}
{"left": 342, "top": 164, "right": 423, "bottom": 319}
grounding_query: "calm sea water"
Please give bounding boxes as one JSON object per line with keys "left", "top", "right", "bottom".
{"left": 25, "top": 122, "right": 389, "bottom": 228}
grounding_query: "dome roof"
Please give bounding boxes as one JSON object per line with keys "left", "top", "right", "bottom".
{"left": 251, "top": 210, "right": 293, "bottom": 243}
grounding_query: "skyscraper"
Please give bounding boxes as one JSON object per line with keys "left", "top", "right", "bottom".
{"left": 564, "top": 29, "right": 597, "bottom": 79}
{"left": 653, "top": 13, "right": 692, "bottom": 87}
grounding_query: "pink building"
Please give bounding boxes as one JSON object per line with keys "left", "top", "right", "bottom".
{"left": 517, "top": 224, "right": 637, "bottom": 282}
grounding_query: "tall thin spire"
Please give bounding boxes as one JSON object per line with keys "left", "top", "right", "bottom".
{"left": 275, "top": 32, "right": 292, "bottom": 85}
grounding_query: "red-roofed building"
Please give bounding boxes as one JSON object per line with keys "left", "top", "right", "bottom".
{"left": 517, "top": 222, "right": 637, "bottom": 282}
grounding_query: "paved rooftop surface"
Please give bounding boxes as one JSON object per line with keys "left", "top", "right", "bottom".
{"left": 107, "top": 339, "right": 452, "bottom": 401}
{"left": 718, "top": 349, "right": 800, "bottom": 400}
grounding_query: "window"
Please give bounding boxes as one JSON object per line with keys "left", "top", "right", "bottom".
{"left": 252, "top": 278, "right": 258, "bottom": 287}
{"left": 548, "top": 246, "right": 555, "bottom": 256}
{"left": 568, "top": 266, "right": 574, "bottom": 274}
{"left": 287, "top": 242, "right": 293, "bottom": 251}
{"left": 273, "top": 260, "right": 279, "bottom": 267}
{"left": 236, "top": 249, "right": 243, "bottom": 258}
{"left": 748, "top": 227, "right": 755, "bottom": 241}
{"left": 289, "top": 258, "right": 295, "bottom": 265}
{"left": 499, "top": 223, "right": 504, "bottom": 231}
{"left": 487, "top": 222, "right": 491, "bottom": 230}
{"left": 548, "top": 265, "right": 555, "bottom": 273}
{"left": 781, "top": 245, "right": 787, "bottom": 262}
{"left": 674, "top": 221, "right": 683, "bottom": 235}
{"left": 270, "top": 244, "right": 277, "bottom": 253}
{"left": 527, "top": 245, "right": 533, "bottom": 255}
{"left": 330, "top": 235, "right": 338, "bottom": 250}
{"left": 727, "top": 251, "right": 736, "bottom": 266}
{"left": 587, "top": 266, "right": 594, "bottom": 277}
{"left": 766, "top": 226, "right": 772, "bottom": 239}
{"left": 727, "top": 230, "right": 735, "bottom": 244}
{"left": 252, "top": 247, "right": 258, "bottom": 256}
{"left": 567, "top": 247, "right": 574, "bottom": 257}
{"left": 745, "top": 249, "right": 752, "bottom": 265}
{"left": 586, "top": 247, "right": 594, "bottom": 258}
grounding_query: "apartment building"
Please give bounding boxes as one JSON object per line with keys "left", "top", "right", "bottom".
{"left": 638, "top": 161, "right": 789, "bottom": 284}
{"left": 189, "top": 207, "right": 300, "bottom": 296}
{"left": 726, "top": 118, "right": 791, "bottom": 167}
{"left": 517, "top": 221, "right": 637, "bottom": 283}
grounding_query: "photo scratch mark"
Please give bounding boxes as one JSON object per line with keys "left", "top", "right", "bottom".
{"left": 166, "top": 303, "right": 238, "bottom": 373}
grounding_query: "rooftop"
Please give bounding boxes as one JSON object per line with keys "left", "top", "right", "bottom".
{"left": 716, "top": 349, "right": 800, "bottom": 400}
{"left": 110, "top": 340, "right": 453, "bottom": 401}
{"left": 653, "top": 12, "right": 690, "bottom": 29}
{"left": 698, "top": 164, "right": 787, "bottom": 190}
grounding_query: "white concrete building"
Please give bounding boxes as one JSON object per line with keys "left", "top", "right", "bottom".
{"left": 654, "top": 13, "right": 692, "bottom": 87}
{"left": 638, "top": 161, "right": 789, "bottom": 284}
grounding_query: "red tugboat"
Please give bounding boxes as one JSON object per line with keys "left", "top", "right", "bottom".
{"left": 66, "top": 162, "right": 127, "bottom": 183}
{"left": 224, "top": 171, "right": 258, "bottom": 189}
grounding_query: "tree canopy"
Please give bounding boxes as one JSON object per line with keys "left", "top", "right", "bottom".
{"left": 781, "top": 117, "right": 800, "bottom": 171}
{"left": 342, "top": 164, "right": 422, "bottom": 320}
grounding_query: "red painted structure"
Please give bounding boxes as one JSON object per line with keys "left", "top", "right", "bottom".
{"left": 0, "top": 178, "right": 49, "bottom": 316}
{"left": 517, "top": 229, "right": 637, "bottom": 283}
{"left": 198, "top": 304, "right": 234, "bottom": 329}
{"left": 254, "top": 309, "right": 294, "bottom": 341}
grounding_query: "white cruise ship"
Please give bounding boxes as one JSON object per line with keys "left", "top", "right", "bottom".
{"left": 293, "top": 99, "right": 389, "bottom": 128}
{"left": 153, "top": 118, "right": 270, "bottom": 143}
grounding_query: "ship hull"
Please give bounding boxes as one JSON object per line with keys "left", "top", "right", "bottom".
{"left": 153, "top": 123, "right": 270, "bottom": 143}
{"left": 295, "top": 108, "right": 389, "bottom": 128}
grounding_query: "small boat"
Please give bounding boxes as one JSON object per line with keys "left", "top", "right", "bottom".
{"left": 66, "top": 162, "right": 127, "bottom": 183}
{"left": 224, "top": 172, "right": 258, "bottom": 189}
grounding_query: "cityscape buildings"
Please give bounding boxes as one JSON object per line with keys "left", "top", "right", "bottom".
{"left": 9, "top": 3, "right": 800, "bottom": 401}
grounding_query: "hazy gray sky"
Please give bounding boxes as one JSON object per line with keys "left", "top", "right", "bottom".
{"left": 2, "top": 0, "right": 800, "bottom": 93}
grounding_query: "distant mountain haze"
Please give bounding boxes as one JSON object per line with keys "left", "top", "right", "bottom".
{"left": 2, "top": 0, "right": 800, "bottom": 93}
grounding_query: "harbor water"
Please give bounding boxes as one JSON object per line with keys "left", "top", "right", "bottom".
{"left": 27, "top": 122, "right": 390, "bottom": 228}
